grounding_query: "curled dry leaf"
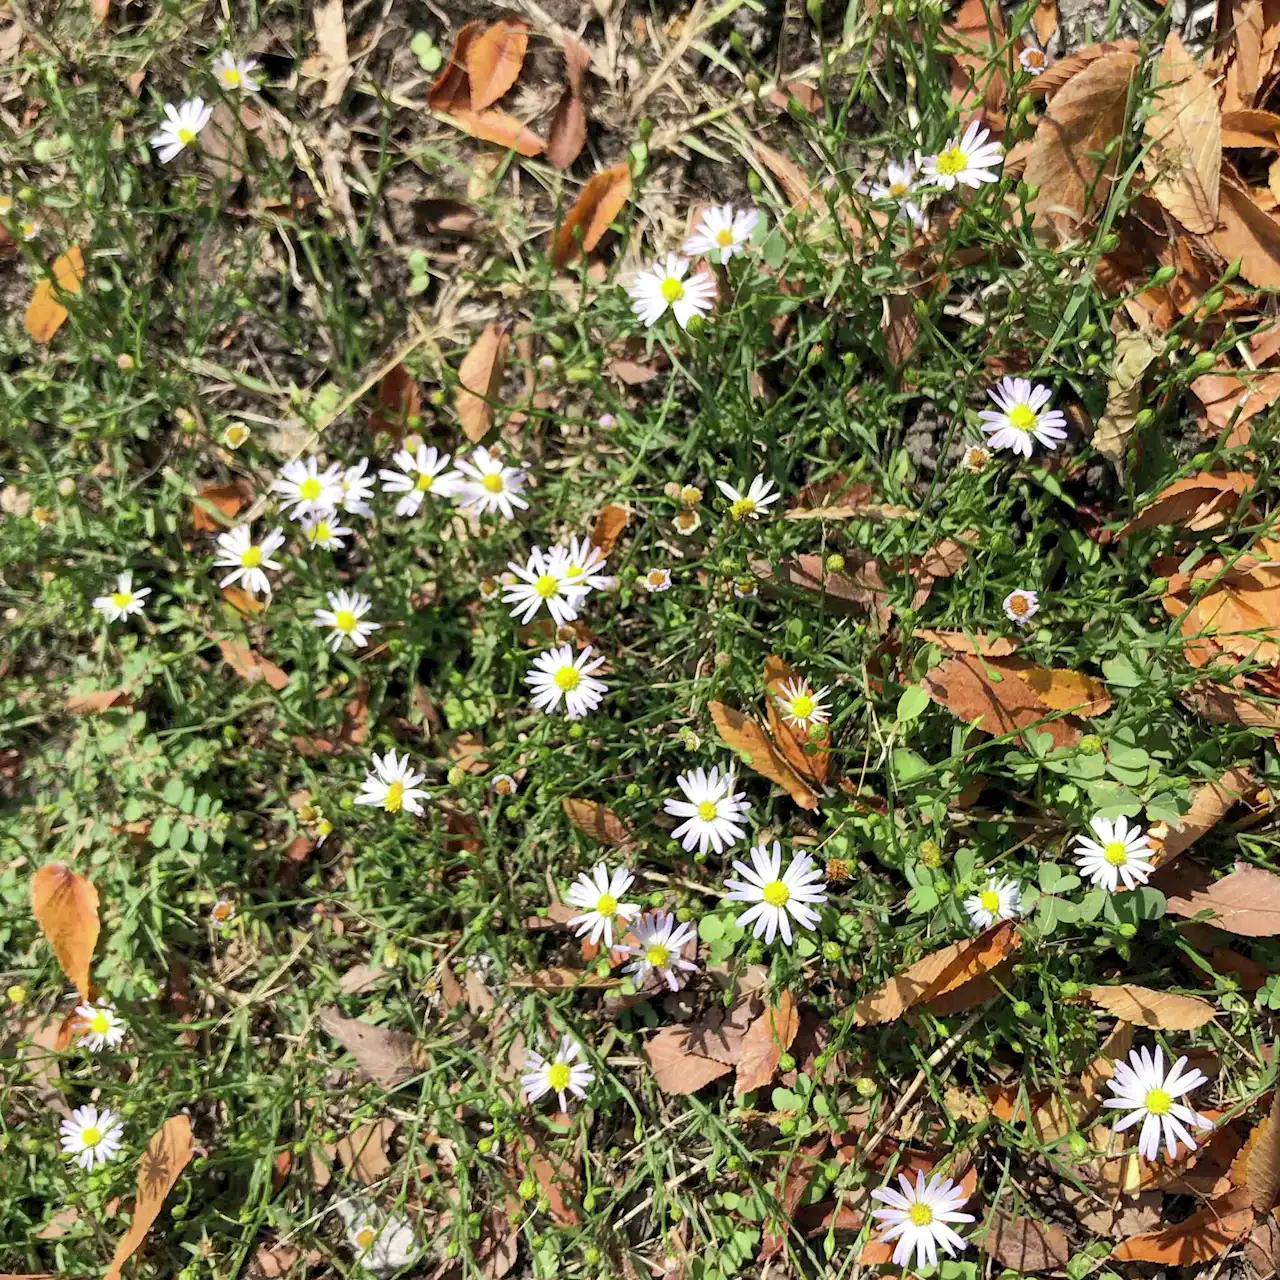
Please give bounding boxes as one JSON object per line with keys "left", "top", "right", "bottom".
{"left": 1180, "top": 679, "right": 1280, "bottom": 731}
{"left": 589, "top": 503, "right": 629, "bottom": 555}
{"left": 1120, "top": 471, "right": 1254, "bottom": 537}
{"left": 104, "top": 1116, "right": 194, "bottom": 1280}
{"left": 25, "top": 244, "right": 85, "bottom": 343}
{"left": 334, "top": 1117, "right": 395, "bottom": 1183}
{"left": 562, "top": 796, "right": 634, "bottom": 847}
{"left": 1222, "top": 108, "right": 1280, "bottom": 147}
{"left": 1085, "top": 984, "right": 1217, "bottom": 1030}
{"left": 1027, "top": 39, "right": 1139, "bottom": 98}
{"left": 1166, "top": 863, "right": 1280, "bottom": 936}
{"left": 465, "top": 18, "right": 528, "bottom": 112}
{"left": 1244, "top": 1087, "right": 1280, "bottom": 1212}
{"left": 192, "top": 479, "right": 253, "bottom": 532}
{"left": 369, "top": 363, "right": 421, "bottom": 441}
{"left": 219, "top": 640, "right": 289, "bottom": 691}
{"left": 708, "top": 700, "right": 819, "bottom": 810}
{"left": 734, "top": 991, "right": 800, "bottom": 1096}
{"left": 456, "top": 322, "right": 510, "bottom": 443}
{"left": 552, "top": 164, "right": 632, "bottom": 267}
{"left": 913, "top": 629, "right": 1018, "bottom": 657}
{"left": 547, "top": 36, "right": 592, "bottom": 169}
{"left": 31, "top": 863, "right": 100, "bottom": 1000}
{"left": 984, "top": 1210, "right": 1071, "bottom": 1274}
{"left": 753, "top": 139, "right": 817, "bottom": 210}
{"left": 1112, "top": 1186, "right": 1255, "bottom": 1263}
{"left": 508, "top": 968, "right": 620, "bottom": 990}
{"left": 1095, "top": 327, "right": 1164, "bottom": 476}
{"left": 318, "top": 1007, "right": 419, "bottom": 1087}
{"left": 65, "top": 688, "right": 129, "bottom": 714}
{"left": 1148, "top": 766, "right": 1255, "bottom": 863}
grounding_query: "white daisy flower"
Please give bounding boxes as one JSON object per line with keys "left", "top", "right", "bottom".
{"left": 503, "top": 546, "right": 586, "bottom": 627}
{"left": 378, "top": 446, "right": 460, "bottom": 518}
{"left": 622, "top": 910, "right": 698, "bottom": 991}
{"left": 564, "top": 863, "right": 640, "bottom": 947}
{"left": 354, "top": 749, "right": 428, "bottom": 816}
{"left": 60, "top": 1104, "right": 125, "bottom": 1170}
{"left": 625, "top": 254, "right": 717, "bottom": 330}
{"left": 723, "top": 841, "right": 828, "bottom": 946}
{"left": 150, "top": 97, "right": 214, "bottom": 163}
{"left": 211, "top": 898, "right": 236, "bottom": 924}
{"left": 663, "top": 765, "right": 750, "bottom": 855}
{"left": 979, "top": 377, "right": 1068, "bottom": 457}
{"left": 870, "top": 158, "right": 926, "bottom": 228}
{"left": 551, "top": 536, "right": 614, "bottom": 594}
{"left": 522, "top": 1033, "right": 594, "bottom": 1112}
{"left": 682, "top": 202, "right": 759, "bottom": 261}
{"left": 491, "top": 773, "right": 518, "bottom": 796}
{"left": 1019, "top": 48, "right": 1047, "bottom": 74}
{"left": 212, "top": 50, "right": 260, "bottom": 93}
{"left": 774, "top": 677, "right": 831, "bottom": 730}
{"left": 340, "top": 1203, "right": 419, "bottom": 1277}
{"left": 92, "top": 570, "right": 151, "bottom": 623}
{"left": 673, "top": 508, "right": 702, "bottom": 536}
{"left": 526, "top": 643, "right": 608, "bottom": 719}
{"left": 213, "top": 524, "right": 285, "bottom": 597}
{"left": 272, "top": 457, "right": 345, "bottom": 519}
{"left": 715, "top": 474, "right": 780, "bottom": 521}
{"left": 453, "top": 447, "right": 530, "bottom": 520}
{"left": 75, "top": 999, "right": 127, "bottom": 1052}
{"left": 1003, "top": 588, "right": 1039, "bottom": 626}
{"left": 340, "top": 459, "right": 377, "bottom": 517}
{"left": 1103, "top": 1045, "right": 1211, "bottom": 1161}
{"left": 963, "top": 876, "right": 1024, "bottom": 930}
{"left": 1074, "top": 814, "right": 1155, "bottom": 892}
{"left": 961, "top": 444, "right": 990, "bottom": 472}
{"left": 18, "top": 218, "right": 39, "bottom": 241}
{"left": 733, "top": 578, "right": 758, "bottom": 599}
{"left": 301, "top": 511, "right": 352, "bottom": 551}
{"left": 642, "top": 567, "right": 672, "bottom": 592}
{"left": 222, "top": 423, "right": 251, "bottom": 449}
{"left": 870, "top": 1170, "right": 975, "bottom": 1270}
{"left": 314, "top": 589, "right": 381, "bottom": 651}
{"left": 922, "top": 120, "right": 1004, "bottom": 190}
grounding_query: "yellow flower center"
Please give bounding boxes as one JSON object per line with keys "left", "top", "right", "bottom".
{"left": 225, "top": 425, "right": 249, "bottom": 447}
{"left": 383, "top": 781, "right": 405, "bottom": 812}
{"left": 888, "top": 182, "right": 909, "bottom": 198}
{"left": 1103, "top": 840, "right": 1129, "bottom": 866}
{"left": 1008, "top": 593, "right": 1030, "bottom": 616}
{"left": 566, "top": 563, "right": 585, "bottom": 578}
{"left": 310, "top": 521, "right": 332, "bottom": 542}
{"left": 1007, "top": 404, "right": 1038, "bottom": 432}
{"left": 299, "top": 477, "right": 322, "bottom": 500}
{"left": 980, "top": 890, "right": 1001, "bottom": 913}
{"left": 416, "top": 471, "right": 434, "bottom": 491}
{"left": 729, "top": 497, "right": 756, "bottom": 520}
{"left": 909, "top": 1202, "right": 934, "bottom": 1227}
{"left": 317, "top": 818, "right": 333, "bottom": 837}
{"left": 240, "top": 546, "right": 262, "bottom": 568}
{"left": 762, "top": 880, "right": 790, "bottom": 907}
{"left": 546, "top": 1061, "right": 572, "bottom": 1091}
{"left": 482, "top": 472, "right": 505, "bottom": 493}
{"left": 554, "top": 665, "right": 581, "bottom": 691}
{"left": 82, "top": 1126, "right": 102, "bottom": 1147}
{"left": 355, "top": 1227, "right": 376, "bottom": 1249}
{"left": 790, "top": 693, "right": 815, "bottom": 719}
{"left": 697, "top": 800, "right": 718, "bottom": 822}
{"left": 223, "top": 67, "right": 242, "bottom": 86}
{"left": 935, "top": 147, "right": 967, "bottom": 176}
{"left": 534, "top": 573, "right": 560, "bottom": 599}
{"left": 212, "top": 901, "right": 234, "bottom": 922}
{"left": 334, "top": 610, "right": 358, "bottom": 633}
{"left": 110, "top": 591, "right": 132, "bottom": 609}
{"left": 716, "top": 227, "right": 734, "bottom": 246}
{"left": 177, "top": 127, "right": 197, "bottom": 145}
{"left": 646, "top": 943, "right": 671, "bottom": 968}
{"left": 647, "top": 571, "right": 667, "bottom": 587}
{"left": 90, "top": 1011, "right": 111, "bottom": 1033}
{"left": 596, "top": 893, "right": 618, "bottom": 916}
{"left": 1145, "top": 1087, "right": 1172, "bottom": 1115}
{"left": 660, "top": 276, "right": 685, "bottom": 303}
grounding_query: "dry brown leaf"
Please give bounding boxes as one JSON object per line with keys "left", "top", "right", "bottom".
{"left": 562, "top": 797, "right": 634, "bottom": 847}
{"left": 465, "top": 18, "right": 528, "bottom": 111}
{"left": 448, "top": 106, "right": 544, "bottom": 156}
{"left": 919, "top": 530, "right": 978, "bottom": 578}
{"left": 369, "top": 363, "right": 420, "bottom": 441}
{"left": 1025, "top": 51, "right": 1139, "bottom": 232}
{"left": 1033, "top": 0, "right": 1057, "bottom": 42}
{"left": 1211, "top": 169, "right": 1280, "bottom": 288}
{"left": 590, "top": 504, "right": 629, "bottom": 554}
{"left": 753, "top": 553, "right": 890, "bottom": 627}
{"left": 984, "top": 1210, "right": 1071, "bottom": 1273}
{"left": 1095, "top": 327, "right": 1163, "bottom": 476}
{"left": 1222, "top": 0, "right": 1266, "bottom": 113}
{"left": 1223, "top": 108, "right": 1280, "bottom": 147}
{"left": 785, "top": 500, "right": 914, "bottom": 521}
{"left": 1086, "top": 984, "right": 1217, "bottom": 1030}
{"left": 25, "top": 244, "right": 85, "bottom": 343}
{"left": 552, "top": 165, "right": 632, "bottom": 267}
{"left": 1143, "top": 33, "right": 1221, "bottom": 233}
{"left": 1181, "top": 680, "right": 1280, "bottom": 730}
{"left": 335, "top": 1118, "right": 395, "bottom": 1183}
{"left": 882, "top": 293, "right": 920, "bottom": 369}
{"left": 913, "top": 629, "right": 1019, "bottom": 656}
{"left": 104, "top": 1116, "right": 193, "bottom": 1280}
{"left": 645, "top": 1025, "right": 734, "bottom": 1094}
{"left": 853, "top": 920, "right": 1021, "bottom": 1025}
{"left": 313, "top": 0, "right": 351, "bottom": 108}
{"left": 318, "top": 1007, "right": 419, "bottom": 1087}
{"left": 64, "top": 689, "right": 129, "bottom": 714}
{"left": 456, "top": 322, "right": 510, "bottom": 443}
{"left": 1120, "top": 472, "right": 1254, "bottom": 537}
{"left": 1150, "top": 766, "right": 1255, "bottom": 862}
{"left": 708, "top": 701, "right": 819, "bottom": 810}
{"left": 944, "top": 0, "right": 1007, "bottom": 117}
{"left": 734, "top": 991, "right": 800, "bottom": 1096}
{"left": 508, "top": 968, "right": 621, "bottom": 990}
{"left": 1244, "top": 1089, "right": 1280, "bottom": 1212}
{"left": 546, "top": 36, "right": 591, "bottom": 169}
{"left": 1112, "top": 1186, "right": 1254, "bottom": 1263}
{"left": 31, "top": 863, "right": 99, "bottom": 999}
{"left": 219, "top": 640, "right": 289, "bottom": 691}
{"left": 191, "top": 480, "right": 253, "bottom": 532}
{"left": 1167, "top": 864, "right": 1280, "bottom": 936}
{"left": 1028, "top": 39, "right": 1139, "bottom": 97}
{"left": 753, "top": 139, "right": 816, "bottom": 210}
{"left": 1019, "top": 666, "right": 1113, "bottom": 715}
{"left": 1192, "top": 367, "right": 1280, "bottom": 433}
{"left": 514, "top": 1133, "right": 580, "bottom": 1226}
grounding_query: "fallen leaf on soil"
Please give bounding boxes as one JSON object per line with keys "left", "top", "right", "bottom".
{"left": 590, "top": 504, "right": 629, "bottom": 554}
{"left": 465, "top": 18, "right": 528, "bottom": 112}
{"left": 984, "top": 1210, "right": 1071, "bottom": 1273}
{"left": 753, "top": 139, "right": 816, "bottom": 210}
{"left": 31, "top": 863, "right": 99, "bottom": 999}
{"left": 1019, "top": 665, "right": 1113, "bottom": 715}
{"left": 1245, "top": 1215, "right": 1280, "bottom": 1278}
{"left": 104, "top": 1115, "right": 193, "bottom": 1280}
{"left": 1243, "top": 1088, "right": 1280, "bottom": 1212}
{"left": 753, "top": 553, "right": 890, "bottom": 628}
{"left": 456, "top": 322, "right": 510, "bottom": 443}
{"left": 25, "top": 244, "right": 85, "bottom": 343}
{"left": 944, "top": 0, "right": 1007, "bottom": 118}
{"left": 1142, "top": 32, "right": 1221, "bottom": 233}
{"left": 1062, "top": 1185, "right": 1162, "bottom": 1240}
{"left": 1222, "top": 107, "right": 1280, "bottom": 146}
{"left": 65, "top": 688, "right": 129, "bottom": 714}
{"left": 918, "top": 529, "right": 978, "bottom": 579}
{"left": 1028, "top": 39, "right": 1139, "bottom": 98}
{"left": 1180, "top": 680, "right": 1280, "bottom": 730}
{"left": 1120, "top": 471, "right": 1254, "bottom": 537}
{"left": 735, "top": 992, "right": 799, "bottom": 1096}
{"left": 1095, "top": 326, "right": 1163, "bottom": 476}
{"left": 708, "top": 701, "right": 819, "bottom": 809}
{"left": 785, "top": 500, "right": 914, "bottom": 521}
{"left": 335, "top": 1117, "right": 395, "bottom": 1183}
{"left": 1211, "top": 168, "right": 1280, "bottom": 288}
{"left": 547, "top": 36, "right": 591, "bottom": 168}
{"left": 1112, "top": 1186, "right": 1254, "bottom": 1262}
{"left": 508, "top": 968, "right": 621, "bottom": 990}
{"left": 562, "top": 797, "right": 634, "bottom": 846}
{"left": 192, "top": 480, "right": 253, "bottom": 532}
{"left": 1086, "top": 984, "right": 1217, "bottom": 1030}
{"left": 1167, "top": 864, "right": 1280, "bottom": 936}
{"left": 645, "top": 1025, "right": 735, "bottom": 1094}
{"left": 318, "top": 1007, "right": 419, "bottom": 1087}
{"left": 853, "top": 920, "right": 1021, "bottom": 1025}
{"left": 552, "top": 164, "right": 632, "bottom": 267}
{"left": 1192, "top": 366, "right": 1280, "bottom": 433}
{"left": 914, "top": 629, "right": 1018, "bottom": 657}
{"left": 1149, "top": 766, "right": 1254, "bottom": 862}
{"left": 369, "top": 363, "right": 420, "bottom": 441}
{"left": 312, "top": 0, "right": 351, "bottom": 107}
{"left": 219, "top": 640, "right": 289, "bottom": 691}
{"left": 761, "top": 1134, "right": 830, "bottom": 1258}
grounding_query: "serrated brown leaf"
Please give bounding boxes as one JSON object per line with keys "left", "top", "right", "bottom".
{"left": 31, "top": 863, "right": 100, "bottom": 999}
{"left": 1150, "top": 766, "right": 1254, "bottom": 862}
{"left": 1211, "top": 168, "right": 1280, "bottom": 288}
{"left": 192, "top": 479, "right": 253, "bottom": 532}
{"left": 1027, "top": 39, "right": 1139, "bottom": 98}
{"left": 562, "top": 797, "right": 633, "bottom": 846}
{"left": 456, "top": 322, "right": 510, "bottom": 443}
{"left": 1167, "top": 864, "right": 1280, "bottom": 936}
{"left": 1086, "top": 984, "right": 1217, "bottom": 1030}
{"left": 735, "top": 991, "right": 799, "bottom": 1096}
{"left": 104, "top": 1116, "right": 193, "bottom": 1280}
{"left": 219, "top": 640, "right": 289, "bottom": 691}
{"left": 853, "top": 920, "right": 1021, "bottom": 1025}
{"left": 708, "top": 701, "right": 819, "bottom": 809}
{"left": 465, "top": 18, "right": 528, "bottom": 111}
{"left": 319, "top": 1007, "right": 418, "bottom": 1087}
{"left": 645, "top": 1025, "right": 734, "bottom": 1094}
{"left": 552, "top": 164, "right": 632, "bottom": 267}
{"left": 1244, "top": 1088, "right": 1280, "bottom": 1212}
{"left": 984, "top": 1210, "right": 1071, "bottom": 1273}
{"left": 913, "top": 629, "right": 1019, "bottom": 656}
{"left": 589, "top": 504, "right": 629, "bottom": 554}
{"left": 1120, "top": 472, "right": 1254, "bottom": 537}
{"left": 369, "top": 363, "right": 420, "bottom": 441}
{"left": 1112, "top": 1186, "right": 1254, "bottom": 1263}
{"left": 25, "top": 244, "right": 84, "bottom": 343}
